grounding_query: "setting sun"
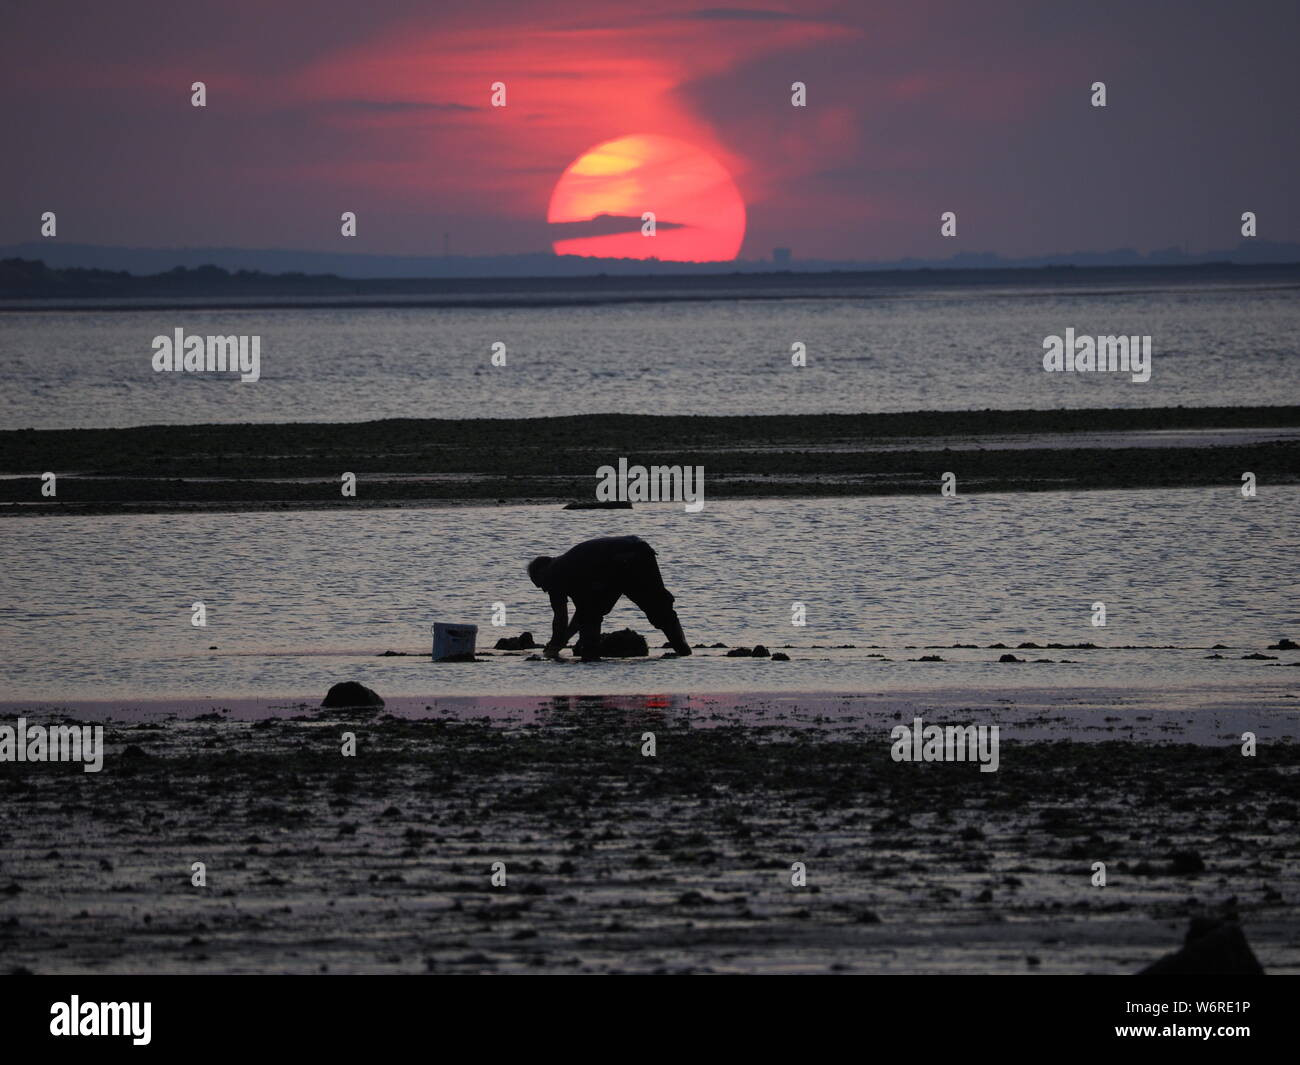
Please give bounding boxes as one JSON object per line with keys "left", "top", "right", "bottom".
{"left": 547, "top": 134, "right": 746, "bottom": 262}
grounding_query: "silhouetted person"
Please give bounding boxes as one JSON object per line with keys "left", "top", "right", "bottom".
{"left": 528, "top": 535, "right": 692, "bottom": 661}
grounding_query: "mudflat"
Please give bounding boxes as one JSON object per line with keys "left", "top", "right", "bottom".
{"left": 2, "top": 405, "right": 1297, "bottom": 514}
{"left": 2, "top": 702, "right": 1295, "bottom": 974}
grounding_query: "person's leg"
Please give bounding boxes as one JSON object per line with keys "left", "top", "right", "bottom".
{"left": 622, "top": 547, "right": 692, "bottom": 655}
{"left": 572, "top": 591, "right": 619, "bottom": 660}
{"left": 575, "top": 616, "right": 602, "bottom": 660}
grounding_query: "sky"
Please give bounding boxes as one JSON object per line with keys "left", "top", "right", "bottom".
{"left": 2, "top": 0, "right": 1298, "bottom": 263}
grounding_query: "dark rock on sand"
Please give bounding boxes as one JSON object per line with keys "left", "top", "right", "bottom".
{"left": 1242, "top": 653, "right": 1277, "bottom": 660}
{"left": 1268, "top": 638, "right": 1298, "bottom": 650}
{"left": 599, "top": 629, "right": 648, "bottom": 657}
{"left": 771, "top": 652, "right": 790, "bottom": 661}
{"left": 998, "top": 654, "right": 1023, "bottom": 663}
{"left": 726, "top": 647, "right": 753, "bottom": 657}
{"left": 563, "top": 500, "right": 632, "bottom": 510}
{"left": 494, "top": 631, "right": 537, "bottom": 651}
{"left": 751, "top": 645, "right": 771, "bottom": 658}
{"left": 917, "top": 655, "right": 944, "bottom": 662}
{"left": 321, "top": 681, "right": 384, "bottom": 709}
{"left": 1138, "top": 919, "right": 1264, "bottom": 975}
{"left": 1167, "top": 850, "right": 1206, "bottom": 875}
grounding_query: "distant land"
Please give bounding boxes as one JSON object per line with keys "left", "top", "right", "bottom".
{"left": 1, "top": 238, "right": 1298, "bottom": 285}
{"left": 3, "top": 254, "right": 1300, "bottom": 309}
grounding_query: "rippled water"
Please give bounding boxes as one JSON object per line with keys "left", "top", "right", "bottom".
{"left": 1, "top": 489, "right": 1296, "bottom": 700}
{"left": 2, "top": 283, "right": 1297, "bottom": 429}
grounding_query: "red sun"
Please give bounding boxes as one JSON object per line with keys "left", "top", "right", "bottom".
{"left": 547, "top": 134, "right": 746, "bottom": 262}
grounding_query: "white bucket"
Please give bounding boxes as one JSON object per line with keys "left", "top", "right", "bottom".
{"left": 432, "top": 622, "right": 478, "bottom": 661}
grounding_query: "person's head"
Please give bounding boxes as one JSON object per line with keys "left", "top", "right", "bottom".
{"left": 527, "top": 555, "right": 554, "bottom": 589}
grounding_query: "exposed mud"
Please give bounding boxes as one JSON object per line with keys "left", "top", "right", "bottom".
{"left": 2, "top": 705, "right": 1296, "bottom": 974}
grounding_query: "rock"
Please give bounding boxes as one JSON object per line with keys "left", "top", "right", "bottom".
{"left": 1268, "top": 638, "right": 1298, "bottom": 650}
{"left": 562, "top": 500, "right": 632, "bottom": 510}
{"left": 1167, "top": 850, "right": 1205, "bottom": 875}
{"left": 751, "top": 645, "right": 771, "bottom": 658}
{"left": 321, "top": 681, "right": 384, "bottom": 709}
{"left": 677, "top": 890, "right": 711, "bottom": 906}
{"left": 493, "top": 631, "right": 537, "bottom": 651}
{"left": 599, "top": 628, "right": 648, "bottom": 657}
{"left": 918, "top": 655, "right": 944, "bottom": 662}
{"left": 1241, "top": 653, "right": 1277, "bottom": 660}
{"left": 998, "top": 654, "right": 1023, "bottom": 663}
{"left": 771, "top": 652, "right": 790, "bottom": 661}
{"left": 725, "top": 647, "right": 753, "bottom": 657}
{"left": 1138, "top": 919, "right": 1264, "bottom": 975}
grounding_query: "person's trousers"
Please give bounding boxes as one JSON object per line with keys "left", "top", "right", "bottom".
{"left": 572, "top": 544, "right": 680, "bottom": 656}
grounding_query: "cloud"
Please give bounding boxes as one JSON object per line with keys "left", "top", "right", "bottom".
{"left": 686, "top": 7, "right": 824, "bottom": 21}
{"left": 548, "top": 213, "right": 686, "bottom": 237}
{"left": 336, "top": 100, "right": 480, "bottom": 113}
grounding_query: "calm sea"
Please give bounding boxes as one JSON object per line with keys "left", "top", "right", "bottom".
{"left": 1, "top": 279, "right": 1297, "bottom": 429}
{"left": 2, "top": 489, "right": 1296, "bottom": 700}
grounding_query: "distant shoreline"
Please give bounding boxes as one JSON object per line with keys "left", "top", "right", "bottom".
{"left": 3, "top": 260, "right": 1299, "bottom": 311}
{"left": 2, "top": 405, "right": 1296, "bottom": 515}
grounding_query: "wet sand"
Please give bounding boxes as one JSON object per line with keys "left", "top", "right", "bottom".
{"left": 2, "top": 692, "right": 1297, "bottom": 975}
{"left": 2, "top": 405, "right": 1297, "bottom": 514}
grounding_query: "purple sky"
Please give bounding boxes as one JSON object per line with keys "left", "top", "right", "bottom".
{"left": 3, "top": 0, "right": 1298, "bottom": 261}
